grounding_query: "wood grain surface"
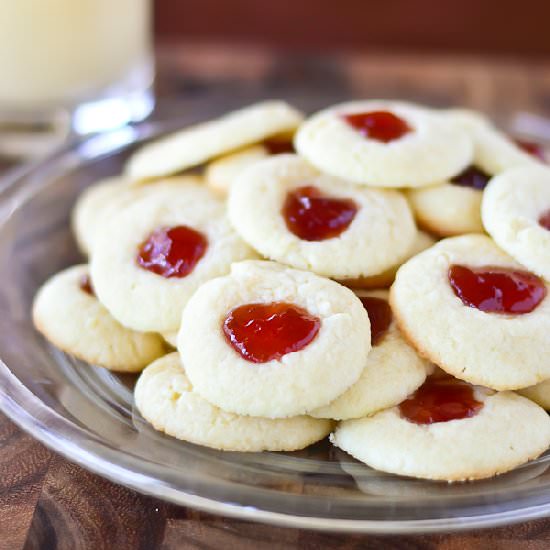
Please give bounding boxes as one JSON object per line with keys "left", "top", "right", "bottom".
{"left": 3, "top": 43, "right": 550, "bottom": 549}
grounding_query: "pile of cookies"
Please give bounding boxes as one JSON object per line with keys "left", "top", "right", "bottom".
{"left": 33, "top": 100, "right": 550, "bottom": 482}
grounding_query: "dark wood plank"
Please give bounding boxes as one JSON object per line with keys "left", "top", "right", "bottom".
{"left": 0, "top": 413, "right": 53, "bottom": 550}
{"left": 23, "top": 455, "right": 170, "bottom": 550}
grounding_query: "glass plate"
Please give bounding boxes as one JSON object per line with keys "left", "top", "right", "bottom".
{"left": 1, "top": 99, "right": 550, "bottom": 534}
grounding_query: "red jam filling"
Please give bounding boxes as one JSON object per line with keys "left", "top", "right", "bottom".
{"left": 342, "top": 110, "right": 411, "bottom": 143}
{"left": 449, "top": 264, "right": 546, "bottom": 314}
{"left": 515, "top": 139, "right": 546, "bottom": 162}
{"left": 263, "top": 137, "right": 295, "bottom": 155}
{"left": 223, "top": 302, "right": 321, "bottom": 363}
{"left": 399, "top": 373, "right": 483, "bottom": 425}
{"left": 79, "top": 274, "right": 95, "bottom": 297}
{"left": 283, "top": 186, "right": 358, "bottom": 241}
{"left": 450, "top": 165, "right": 491, "bottom": 190}
{"left": 539, "top": 209, "right": 550, "bottom": 230}
{"left": 137, "top": 225, "right": 208, "bottom": 278}
{"left": 360, "top": 297, "right": 392, "bottom": 346}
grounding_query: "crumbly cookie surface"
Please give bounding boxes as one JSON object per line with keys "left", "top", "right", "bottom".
{"left": 205, "top": 145, "right": 269, "bottom": 196}
{"left": 72, "top": 175, "right": 203, "bottom": 255}
{"left": 332, "top": 390, "right": 550, "bottom": 481}
{"left": 390, "top": 235, "right": 550, "bottom": 390}
{"left": 32, "top": 265, "right": 166, "bottom": 371}
{"left": 90, "top": 182, "right": 256, "bottom": 333}
{"left": 295, "top": 100, "right": 472, "bottom": 187}
{"left": 135, "top": 353, "right": 332, "bottom": 451}
{"left": 407, "top": 183, "right": 484, "bottom": 236}
{"left": 444, "top": 109, "right": 540, "bottom": 174}
{"left": 310, "top": 290, "right": 432, "bottom": 420}
{"left": 519, "top": 379, "right": 550, "bottom": 410}
{"left": 126, "top": 101, "right": 304, "bottom": 180}
{"left": 178, "top": 261, "right": 371, "bottom": 418}
{"left": 482, "top": 165, "right": 550, "bottom": 281}
{"left": 228, "top": 155, "right": 417, "bottom": 279}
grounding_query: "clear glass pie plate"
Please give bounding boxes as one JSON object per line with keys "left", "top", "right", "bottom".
{"left": 1, "top": 98, "right": 550, "bottom": 534}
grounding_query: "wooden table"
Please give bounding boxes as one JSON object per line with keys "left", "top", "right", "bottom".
{"left": 3, "top": 44, "right": 550, "bottom": 549}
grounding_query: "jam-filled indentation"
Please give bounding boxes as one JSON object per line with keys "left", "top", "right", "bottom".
{"left": 399, "top": 373, "right": 483, "bottom": 425}
{"left": 79, "top": 274, "right": 95, "bottom": 297}
{"left": 360, "top": 296, "right": 392, "bottom": 346}
{"left": 343, "top": 110, "right": 411, "bottom": 143}
{"left": 449, "top": 264, "right": 546, "bottom": 314}
{"left": 283, "top": 185, "right": 358, "bottom": 241}
{"left": 223, "top": 302, "right": 321, "bottom": 363}
{"left": 450, "top": 165, "right": 491, "bottom": 190}
{"left": 137, "top": 225, "right": 208, "bottom": 278}
{"left": 538, "top": 209, "right": 550, "bottom": 231}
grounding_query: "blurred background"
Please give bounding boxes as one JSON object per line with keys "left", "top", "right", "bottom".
{"left": 154, "top": 0, "right": 550, "bottom": 57}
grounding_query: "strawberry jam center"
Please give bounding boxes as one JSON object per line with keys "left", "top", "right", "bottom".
{"left": 283, "top": 185, "right": 358, "bottom": 241}
{"left": 79, "top": 274, "right": 95, "bottom": 297}
{"left": 450, "top": 165, "right": 491, "bottom": 190}
{"left": 399, "top": 373, "right": 483, "bottom": 425}
{"left": 137, "top": 225, "right": 208, "bottom": 278}
{"left": 223, "top": 302, "right": 321, "bottom": 363}
{"left": 539, "top": 209, "right": 550, "bottom": 230}
{"left": 263, "top": 137, "right": 295, "bottom": 155}
{"left": 360, "top": 297, "right": 392, "bottom": 346}
{"left": 515, "top": 139, "right": 546, "bottom": 162}
{"left": 342, "top": 110, "right": 411, "bottom": 143}
{"left": 449, "top": 264, "right": 546, "bottom": 314}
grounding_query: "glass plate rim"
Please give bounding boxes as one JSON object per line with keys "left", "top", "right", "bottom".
{"left": 2, "top": 116, "right": 550, "bottom": 534}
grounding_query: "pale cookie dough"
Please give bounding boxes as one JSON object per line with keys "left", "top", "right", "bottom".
{"left": 32, "top": 265, "right": 166, "bottom": 372}
{"left": 72, "top": 175, "right": 203, "bottom": 255}
{"left": 228, "top": 155, "right": 417, "bottom": 279}
{"left": 332, "top": 390, "right": 550, "bottom": 481}
{"left": 205, "top": 145, "right": 268, "bottom": 196}
{"left": 126, "top": 101, "right": 304, "bottom": 180}
{"left": 482, "top": 165, "right": 550, "bottom": 281}
{"left": 340, "top": 231, "right": 436, "bottom": 289}
{"left": 161, "top": 331, "right": 178, "bottom": 348}
{"left": 178, "top": 261, "right": 371, "bottom": 418}
{"left": 519, "top": 379, "right": 550, "bottom": 410}
{"left": 444, "top": 109, "right": 541, "bottom": 174}
{"left": 310, "top": 290, "right": 432, "bottom": 420}
{"left": 135, "top": 353, "right": 333, "bottom": 451}
{"left": 407, "top": 183, "right": 484, "bottom": 236}
{"left": 404, "top": 108, "right": 541, "bottom": 237}
{"left": 91, "top": 182, "right": 255, "bottom": 333}
{"left": 294, "top": 100, "right": 473, "bottom": 187}
{"left": 390, "top": 235, "right": 550, "bottom": 390}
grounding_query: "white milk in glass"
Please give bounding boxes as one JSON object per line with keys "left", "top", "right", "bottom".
{"left": 0, "top": 0, "right": 153, "bottom": 141}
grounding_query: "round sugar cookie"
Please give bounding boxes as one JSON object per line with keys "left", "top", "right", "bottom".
{"left": 444, "top": 109, "right": 541, "bottom": 174}
{"left": 340, "top": 231, "right": 436, "bottom": 289}
{"left": 90, "top": 182, "right": 256, "bottom": 333}
{"left": 332, "top": 386, "right": 550, "bottom": 481}
{"left": 205, "top": 145, "right": 268, "bottom": 196}
{"left": 310, "top": 290, "right": 432, "bottom": 420}
{"left": 519, "top": 379, "right": 550, "bottom": 410}
{"left": 135, "top": 353, "right": 333, "bottom": 451}
{"left": 294, "top": 100, "right": 473, "bottom": 187}
{"left": 407, "top": 182, "right": 484, "bottom": 236}
{"left": 205, "top": 134, "right": 295, "bottom": 196}
{"left": 390, "top": 235, "right": 550, "bottom": 390}
{"left": 228, "top": 155, "right": 417, "bottom": 279}
{"left": 178, "top": 260, "right": 371, "bottom": 418}
{"left": 482, "top": 165, "right": 550, "bottom": 281}
{"left": 72, "top": 175, "right": 203, "bottom": 255}
{"left": 32, "top": 265, "right": 166, "bottom": 372}
{"left": 126, "top": 101, "right": 304, "bottom": 180}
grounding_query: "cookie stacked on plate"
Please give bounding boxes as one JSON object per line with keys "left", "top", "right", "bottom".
{"left": 33, "top": 99, "right": 550, "bottom": 480}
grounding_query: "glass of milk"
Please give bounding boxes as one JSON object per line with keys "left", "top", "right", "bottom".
{"left": 0, "top": 0, "right": 154, "bottom": 156}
